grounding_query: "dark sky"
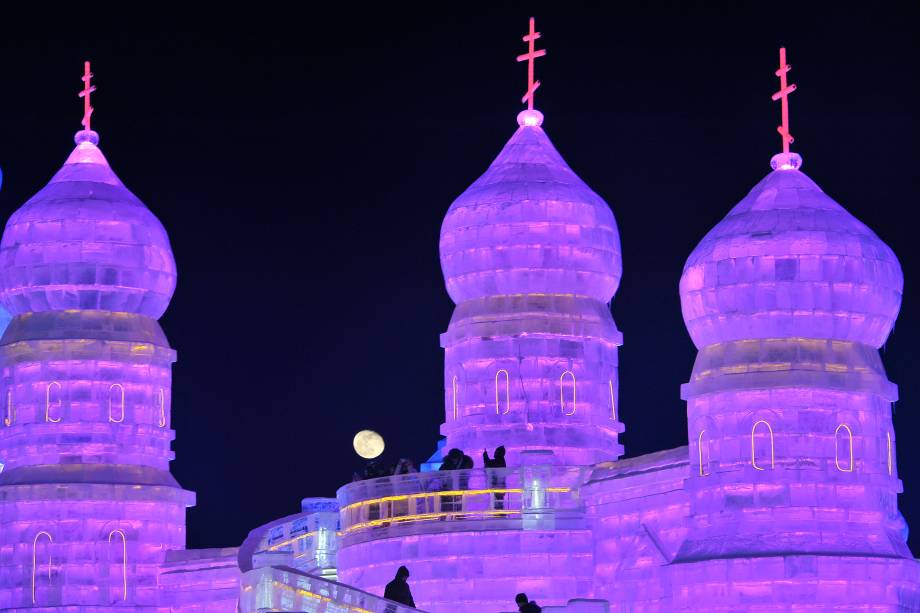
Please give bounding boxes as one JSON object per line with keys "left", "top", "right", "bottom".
{"left": 1, "top": 3, "right": 919, "bottom": 550}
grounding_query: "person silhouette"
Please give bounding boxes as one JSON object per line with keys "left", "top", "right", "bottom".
{"left": 515, "top": 592, "right": 541, "bottom": 612}
{"left": 384, "top": 566, "right": 415, "bottom": 609}
{"left": 483, "top": 446, "right": 507, "bottom": 509}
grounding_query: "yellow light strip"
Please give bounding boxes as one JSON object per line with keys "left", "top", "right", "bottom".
{"left": 834, "top": 423, "right": 854, "bottom": 473}
{"left": 157, "top": 387, "right": 166, "bottom": 427}
{"left": 888, "top": 431, "right": 893, "bottom": 476}
{"left": 698, "top": 429, "right": 708, "bottom": 476}
{"left": 560, "top": 370, "right": 576, "bottom": 416}
{"left": 32, "top": 531, "right": 52, "bottom": 604}
{"left": 266, "top": 530, "right": 316, "bottom": 551}
{"left": 109, "top": 383, "right": 125, "bottom": 423}
{"left": 346, "top": 509, "right": 521, "bottom": 533}
{"left": 342, "top": 487, "right": 570, "bottom": 513}
{"left": 108, "top": 529, "right": 128, "bottom": 600}
{"left": 609, "top": 380, "right": 616, "bottom": 421}
{"left": 452, "top": 375, "right": 458, "bottom": 420}
{"left": 271, "top": 580, "right": 373, "bottom": 613}
{"left": 45, "top": 382, "right": 61, "bottom": 423}
{"left": 4, "top": 389, "right": 13, "bottom": 426}
{"left": 751, "top": 419, "right": 775, "bottom": 470}
{"left": 495, "top": 369, "right": 510, "bottom": 415}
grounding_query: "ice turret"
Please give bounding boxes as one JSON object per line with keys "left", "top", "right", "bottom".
{"left": 439, "top": 106, "right": 624, "bottom": 467}
{"left": 671, "top": 49, "right": 919, "bottom": 610}
{"left": 0, "top": 66, "right": 192, "bottom": 611}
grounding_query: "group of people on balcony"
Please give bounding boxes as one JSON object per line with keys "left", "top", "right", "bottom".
{"left": 353, "top": 457, "right": 419, "bottom": 481}
{"left": 353, "top": 445, "right": 509, "bottom": 520}
{"left": 438, "top": 445, "right": 508, "bottom": 511}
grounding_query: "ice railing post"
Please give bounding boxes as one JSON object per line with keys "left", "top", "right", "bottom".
{"left": 521, "top": 450, "right": 556, "bottom": 530}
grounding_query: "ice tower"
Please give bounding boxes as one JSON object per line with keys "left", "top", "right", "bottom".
{"left": 439, "top": 19, "right": 623, "bottom": 467}
{"left": 335, "top": 21, "right": 614, "bottom": 611}
{"left": 672, "top": 49, "right": 920, "bottom": 608}
{"left": 0, "top": 64, "right": 193, "bottom": 610}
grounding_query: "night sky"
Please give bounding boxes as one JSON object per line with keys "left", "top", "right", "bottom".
{"left": 1, "top": 3, "right": 919, "bottom": 550}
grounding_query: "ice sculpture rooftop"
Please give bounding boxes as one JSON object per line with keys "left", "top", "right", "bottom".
{"left": 0, "top": 129, "right": 177, "bottom": 319}
{"left": 679, "top": 156, "right": 903, "bottom": 349}
{"left": 439, "top": 112, "right": 621, "bottom": 303}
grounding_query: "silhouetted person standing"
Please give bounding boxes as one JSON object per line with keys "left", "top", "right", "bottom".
{"left": 384, "top": 566, "right": 415, "bottom": 609}
{"left": 438, "top": 448, "right": 464, "bottom": 513}
{"left": 515, "top": 592, "right": 541, "bottom": 612}
{"left": 438, "top": 448, "right": 464, "bottom": 471}
{"left": 483, "top": 445, "right": 507, "bottom": 509}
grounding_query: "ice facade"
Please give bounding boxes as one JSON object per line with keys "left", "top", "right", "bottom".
{"left": 0, "top": 130, "right": 237, "bottom": 612}
{"left": 331, "top": 125, "right": 920, "bottom": 610}
{"left": 2, "top": 58, "right": 919, "bottom": 613}
{"left": 671, "top": 152, "right": 920, "bottom": 608}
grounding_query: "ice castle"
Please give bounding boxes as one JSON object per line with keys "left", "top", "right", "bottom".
{"left": 1, "top": 27, "right": 919, "bottom": 613}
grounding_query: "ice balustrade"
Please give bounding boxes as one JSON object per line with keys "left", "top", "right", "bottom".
{"left": 338, "top": 465, "right": 588, "bottom": 543}
{"left": 240, "top": 565, "right": 424, "bottom": 613}
{"left": 239, "top": 499, "right": 341, "bottom": 579}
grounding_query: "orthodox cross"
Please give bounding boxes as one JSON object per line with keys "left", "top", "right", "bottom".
{"left": 771, "top": 47, "right": 797, "bottom": 153}
{"left": 79, "top": 61, "right": 96, "bottom": 132}
{"left": 516, "top": 17, "right": 546, "bottom": 111}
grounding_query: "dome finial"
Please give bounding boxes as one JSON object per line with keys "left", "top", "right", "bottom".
{"left": 516, "top": 17, "right": 546, "bottom": 120}
{"left": 770, "top": 47, "right": 798, "bottom": 168}
{"left": 75, "top": 60, "right": 99, "bottom": 146}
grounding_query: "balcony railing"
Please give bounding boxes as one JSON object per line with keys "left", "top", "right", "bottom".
{"left": 240, "top": 565, "right": 425, "bottom": 613}
{"left": 337, "top": 465, "right": 588, "bottom": 544}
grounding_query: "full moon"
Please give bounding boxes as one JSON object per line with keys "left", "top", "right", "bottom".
{"left": 353, "top": 430, "right": 385, "bottom": 459}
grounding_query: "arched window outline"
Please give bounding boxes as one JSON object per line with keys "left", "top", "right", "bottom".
{"left": 45, "top": 382, "right": 62, "bottom": 423}
{"left": 108, "top": 384, "right": 125, "bottom": 423}
{"left": 451, "top": 376, "right": 458, "bottom": 420}
{"left": 108, "top": 529, "right": 128, "bottom": 601}
{"left": 495, "top": 369, "right": 510, "bottom": 415}
{"left": 751, "top": 419, "right": 775, "bottom": 470}
{"left": 834, "top": 424, "right": 854, "bottom": 473}
{"left": 608, "top": 380, "right": 617, "bottom": 421}
{"left": 560, "top": 370, "right": 576, "bottom": 416}
{"left": 156, "top": 388, "right": 166, "bottom": 428}
{"left": 32, "top": 531, "right": 52, "bottom": 604}
{"left": 887, "top": 431, "right": 893, "bottom": 476}
{"left": 698, "top": 429, "right": 710, "bottom": 476}
{"left": 4, "top": 388, "right": 13, "bottom": 427}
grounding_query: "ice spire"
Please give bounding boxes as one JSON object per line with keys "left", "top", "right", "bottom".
{"left": 516, "top": 17, "right": 546, "bottom": 127}
{"left": 770, "top": 47, "right": 801, "bottom": 170}
{"left": 76, "top": 60, "right": 99, "bottom": 145}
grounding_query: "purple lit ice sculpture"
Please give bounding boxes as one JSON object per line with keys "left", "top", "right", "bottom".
{"left": 439, "top": 108, "right": 624, "bottom": 467}
{"left": 673, "top": 149, "right": 920, "bottom": 606}
{"left": 0, "top": 127, "right": 193, "bottom": 609}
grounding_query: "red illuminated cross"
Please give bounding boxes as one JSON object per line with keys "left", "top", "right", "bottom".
{"left": 516, "top": 17, "right": 546, "bottom": 111}
{"left": 79, "top": 61, "right": 96, "bottom": 132}
{"left": 771, "top": 47, "right": 797, "bottom": 154}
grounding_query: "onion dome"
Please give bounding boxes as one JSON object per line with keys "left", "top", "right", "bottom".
{"left": 440, "top": 111, "right": 621, "bottom": 304}
{"left": 0, "top": 130, "right": 176, "bottom": 318}
{"left": 680, "top": 153, "right": 903, "bottom": 349}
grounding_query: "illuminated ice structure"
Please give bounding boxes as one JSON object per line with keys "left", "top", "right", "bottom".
{"left": 671, "top": 149, "right": 920, "bottom": 608}
{"left": 4, "top": 46, "right": 920, "bottom": 613}
{"left": 331, "top": 94, "right": 920, "bottom": 613}
{"left": 0, "top": 128, "right": 239, "bottom": 612}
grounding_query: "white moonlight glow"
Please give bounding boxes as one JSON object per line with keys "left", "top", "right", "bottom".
{"left": 353, "top": 430, "right": 385, "bottom": 459}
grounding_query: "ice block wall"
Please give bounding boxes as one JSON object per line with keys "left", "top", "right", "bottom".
{"left": 671, "top": 153, "right": 920, "bottom": 607}
{"left": 439, "top": 111, "right": 624, "bottom": 467}
{"left": 583, "top": 447, "right": 689, "bottom": 611}
{"left": 0, "top": 130, "right": 194, "bottom": 610}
